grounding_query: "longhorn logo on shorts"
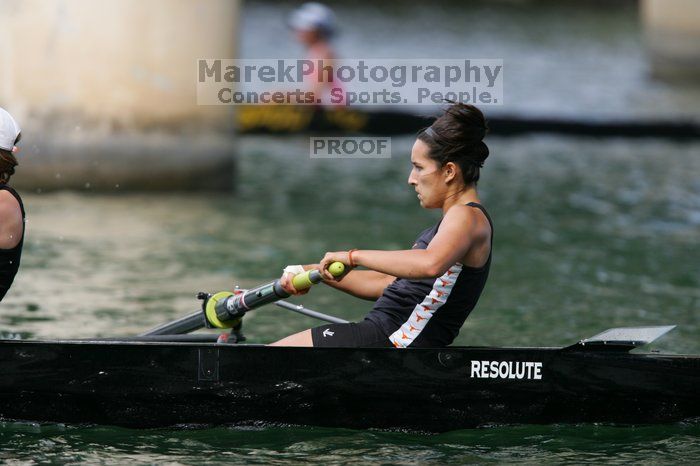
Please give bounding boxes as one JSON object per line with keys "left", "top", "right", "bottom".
{"left": 322, "top": 328, "right": 334, "bottom": 338}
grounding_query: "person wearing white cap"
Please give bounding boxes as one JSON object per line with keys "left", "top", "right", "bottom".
{"left": 288, "top": 2, "right": 342, "bottom": 106}
{"left": 289, "top": 2, "right": 336, "bottom": 41}
{"left": 0, "top": 107, "right": 25, "bottom": 302}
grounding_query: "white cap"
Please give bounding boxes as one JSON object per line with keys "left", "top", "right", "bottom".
{"left": 0, "top": 108, "right": 21, "bottom": 151}
{"left": 289, "top": 2, "right": 336, "bottom": 35}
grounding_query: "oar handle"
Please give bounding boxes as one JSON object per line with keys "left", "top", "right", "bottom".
{"left": 291, "top": 262, "right": 345, "bottom": 290}
{"left": 141, "top": 262, "right": 347, "bottom": 335}
{"left": 203, "top": 262, "right": 346, "bottom": 329}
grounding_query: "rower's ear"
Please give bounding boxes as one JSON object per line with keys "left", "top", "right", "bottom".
{"left": 444, "top": 162, "right": 458, "bottom": 183}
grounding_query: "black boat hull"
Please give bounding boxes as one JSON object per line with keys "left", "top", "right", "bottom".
{"left": 237, "top": 106, "right": 700, "bottom": 139}
{"left": 0, "top": 340, "right": 698, "bottom": 431}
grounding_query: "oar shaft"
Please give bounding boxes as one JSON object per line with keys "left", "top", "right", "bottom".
{"left": 140, "top": 311, "right": 204, "bottom": 336}
{"left": 209, "top": 264, "right": 344, "bottom": 327}
{"left": 275, "top": 300, "right": 348, "bottom": 324}
{"left": 141, "top": 262, "right": 346, "bottom": 336}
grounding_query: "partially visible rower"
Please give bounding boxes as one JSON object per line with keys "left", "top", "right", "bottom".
{"left": 288, "top": 2, "right": 343, "bottom": 106}
{"left": 0, "top": 108, "right": 25, "bottom": 302}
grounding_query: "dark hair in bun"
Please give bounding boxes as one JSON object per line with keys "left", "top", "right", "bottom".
{"left": 417, "top": 102, "right": 489, "bottom": 184}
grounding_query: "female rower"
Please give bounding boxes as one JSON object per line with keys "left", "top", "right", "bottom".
{"left": 272, "top": 102, "right": 493, "bottom": 348}
{"left": 288, "top": 2, "right": 342, "bottom": 106}
{"left": 0, "top": 108, "right": 25, "bottom": 302}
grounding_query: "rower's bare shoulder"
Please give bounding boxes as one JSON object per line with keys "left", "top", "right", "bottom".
{"left": 0, "top": 189, "right": 20, "bottom": 216}
{"left": 444, "top": 204, "right": 490, "bottom": 234}
{"left": 0, "top": 189, "right": 23, "bottom": 248}
{"left": 444, "top": 204, "right": 489, "bottom": 228}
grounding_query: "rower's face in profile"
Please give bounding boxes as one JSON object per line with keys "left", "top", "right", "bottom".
{"left": 295, "top": 29, "right": 319, "bottom": 46}
{"left": 408, "top": 139, "right": 445, "bottom": 209}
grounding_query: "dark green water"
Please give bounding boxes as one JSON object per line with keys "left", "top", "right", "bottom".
{"left": 1, "top": 134, "right": 699, "bottom": 463}
{"left": 2, "top": 422, "right": 699, "bottom": 465}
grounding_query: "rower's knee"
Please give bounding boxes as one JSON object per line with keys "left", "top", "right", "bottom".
{"left": 269, "top": 329, "right": 313, "bottom": 347}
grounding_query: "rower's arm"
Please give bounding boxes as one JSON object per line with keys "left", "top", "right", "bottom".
{"left": 303, "top": 264, "right": 395, "bottom": 301}
{"left": 325, "top": 270, "right": 396, "bottom": 301}
{"left": 320, "top": 205, "right": 481, "bottom": 280}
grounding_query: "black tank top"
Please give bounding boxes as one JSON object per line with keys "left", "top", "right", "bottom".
{"left": 0, "top": 185, "right": 25, "bottom": 301}
{"left": 366, "top": 202, "right": 493, "bottom": 347}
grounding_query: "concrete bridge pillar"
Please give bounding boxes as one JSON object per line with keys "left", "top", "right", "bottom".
{"left": 0, "top": 0, "right": 239, "bottom": 190}
{"left": 642, "top": 0, "right": 700, "bottom": 83}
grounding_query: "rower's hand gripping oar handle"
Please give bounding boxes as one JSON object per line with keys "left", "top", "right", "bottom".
{"left": 291, "top": 261, "right": 345, "bottom": 291}
{"left": 201, "top": 262, "right": 345, "bottom": 329}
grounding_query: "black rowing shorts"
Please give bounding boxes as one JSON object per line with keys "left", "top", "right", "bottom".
{"left": 311, "top": 319, "right": 392, "bottom": 348}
